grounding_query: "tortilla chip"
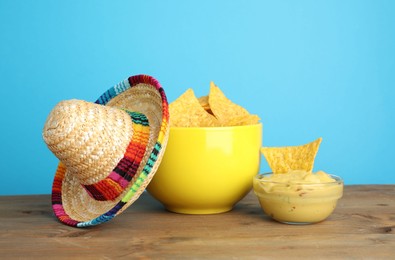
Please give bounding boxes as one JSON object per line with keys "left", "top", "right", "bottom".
{"left": 198, "top": 95, "right": 214, "bottom": 115}
{"left": 208, "top": 81, "right": 253, "bottom": 126}
{"left": 261, "top": 138, "right": 322, "bottom": 174}
{"left": 225, "top": 114, "right": 261, "bottom": 126}
{"left": 169, "top": 89, "right": 218, "bottom": 127}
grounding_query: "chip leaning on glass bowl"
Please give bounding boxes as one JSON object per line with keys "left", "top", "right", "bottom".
{"left": 254, "top": 138, "right": 344, "bottom": 224}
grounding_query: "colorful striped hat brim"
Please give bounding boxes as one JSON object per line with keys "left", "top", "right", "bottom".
{"left": 44, "top": 75, "right": 169, "bottom": 227}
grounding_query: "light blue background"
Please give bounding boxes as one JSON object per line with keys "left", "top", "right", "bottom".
{"left": 1, "top": 0, "right": 394, "bottom": 195}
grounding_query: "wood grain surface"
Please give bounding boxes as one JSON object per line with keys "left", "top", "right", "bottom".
{"left": 0, "top": 185, "right": 394, "bottom": 259}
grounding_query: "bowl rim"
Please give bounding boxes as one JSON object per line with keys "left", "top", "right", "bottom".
{"left": 254, "top": 172, "right": 343, "bottom": 186}
{"left": 169, "top": 123, "right": 262, "bottom": 131}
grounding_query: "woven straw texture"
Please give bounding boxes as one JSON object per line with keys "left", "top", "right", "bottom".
{"left": 43, "top": 75, "right": 169, "bottom": 227}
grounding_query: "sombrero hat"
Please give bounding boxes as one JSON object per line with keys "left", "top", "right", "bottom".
{"left": 43, "top": 75, "right": 169, "bottom": 227}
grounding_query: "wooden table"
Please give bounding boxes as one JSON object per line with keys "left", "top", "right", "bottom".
{"left": 0, "top": 185, "right": 394, "bottom": 259}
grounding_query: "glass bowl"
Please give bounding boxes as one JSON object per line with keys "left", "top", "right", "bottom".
{"left": 253, "top": 172, "right": 343, "bottom": 224}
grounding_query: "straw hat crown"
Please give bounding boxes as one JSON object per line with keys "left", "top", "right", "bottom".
{"left": 43, "top": 99, "right": 148, "bottom": 201}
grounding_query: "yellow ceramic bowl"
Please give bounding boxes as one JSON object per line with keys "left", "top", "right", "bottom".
{"left": 253, "top": 173, "right": 343, "bottom": 224}
{"left": 147, "top": 123, "right": 262, "bottom": 214}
